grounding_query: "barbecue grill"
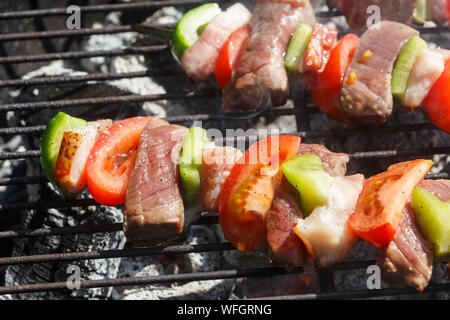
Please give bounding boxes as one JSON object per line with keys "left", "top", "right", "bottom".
{"left": 0, "top": 0, "right": 449, "bottom": 300}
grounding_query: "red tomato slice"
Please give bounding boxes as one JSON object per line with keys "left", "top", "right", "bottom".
{"left": 348, "top": 159, "right": 433, "bottom": 249}
{"left": 308, "top": 33, "right": 359, "bottom": 121}
{"left": 86, "top": 117, "right": 152, "bottom": 206}
{"left": 303, "top": 23, "right": 338, "bottom": 74}
{"left": 218, "top": 135, "right": 301, "bottom": 252}
{"left": 422, "top": 59, "right": 450, "bottom": 133}
{"left": 214, "top": 24, "right": 250, "bottom": 89}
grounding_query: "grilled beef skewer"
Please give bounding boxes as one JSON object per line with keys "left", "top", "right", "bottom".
{"left": 222, "top": 0, "right": 315, "bottom": 112}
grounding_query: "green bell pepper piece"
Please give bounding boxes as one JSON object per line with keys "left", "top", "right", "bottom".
{"left": 412, "top": 186, "right": 450, "bottom": 262}
{"left": 40, "top": 112, "right": 86, "bottom": 195}
{"left": 281, "top": 153, "right": 333, "bottom": 217}
{"left": 284, "top": 23, "right": 313, "bottom": 73}
{"left": 179, "top": 126, "right": 215, "bottom": 213}
{"left": 171, "top": 3, "right": 221, "bottom": 58}
{"left": 413, "top": 0, "right": 429, "bottom": 25}
{"left": 391, "top": 35, "right": 427, "bottom": 103}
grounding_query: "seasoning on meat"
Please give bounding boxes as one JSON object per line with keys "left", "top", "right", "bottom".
{"left": 302, "top": 23, "right": 338, "bottom": 74}
{"left": 339, "top": 21, "right": 418, "bottom": 124}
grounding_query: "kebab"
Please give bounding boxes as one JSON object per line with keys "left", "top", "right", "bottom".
{"left": 167, "top": 2, "right": 450, "bottom": 133}
{"left": 163, "top": 0, "right": 315, "bottom": 107}
{"left": 40, "top": 112, "right": 242, "bottom": 245}
{"left": 39, "top": 112, "right": 450, "bottom": 291}
{"left": 218, "top": 135, "right": 449, "bottom": 292}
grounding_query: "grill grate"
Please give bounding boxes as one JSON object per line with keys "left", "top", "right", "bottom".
{"left": 0, "top": 0, "right": 449, "bottom": 299}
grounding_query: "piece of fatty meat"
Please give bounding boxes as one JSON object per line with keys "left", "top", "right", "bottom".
{"left": 53, "top": 119, "right": 112, "bottom": 195}
{"left": 199, "top": 146, "right": 243, "bottom": 212}
{"left": 181, "top": 3, "right": 251, "bottom": 81}
{"left": 293, "top": 174, "right": 364, "bottom": 267}
{"left": 404, "top": 49, "right": 445, "bottom": 109}
{"left": 266, "top": 144, "right": 350, "bottom": 267}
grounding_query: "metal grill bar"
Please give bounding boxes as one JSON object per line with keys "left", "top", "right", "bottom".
{"left": 2, "top": 146, "right": 449, "bottom": 162}
{"left": 0, "top": 198, "right": 97, "bottom": 211}
{"left": 254, "top": 283, "right": 450, "bottom": 300}
{"left": 0, "top": 2, "right": 337, "bottom": 20}
{"left": 0, "top": 267, "right": 303, "bottom": 295}
{"left": 0, "top": 214, "right": 218, "bottom": 239}
{"left": 0, "top": 25, "right": 134, "bottom": 42}
{"left": 350, "top": 147, "right": 450, "bottom": 159}
{"left": 0, "top": 175, "right": 47, "bottom": 186}
{"left": 2, "top": 171, "right": 448, "bottom": 187}
{"left": 0, "top": 260, "right": 378, "bottom": 296}
{"left": 0, "top": 23, "right": 446, "bottom": 43}
{"left": 18, "top": 173, "right": 450, "bottom": 186}
{"left": 0, "top": 242, "right": 236, "bottom": 266}
{"left": 0, "top": 223, "right": 123, "bottom": 239}
{"left": 0, "top": 150, "right": 41, "bottom": 161}
{"left": 0, "top": 0, "right": 221, "bottom": 20}
{"left": 0, "top": 89, "right": 219, "bottom": 113}
{"left": 0, "top": 121, "right": 439, "bottom": 138}
{"left": 0, "top": 70, "right": 183, "bottom": 88}
{"left": 0, "top": 126, "right": 46, "bottom": 136}
{"left": 0, "top": 45, "right": 169, "bottom": 64}
{"left": 4, "top": 260, "right": 448, "bottom": 298}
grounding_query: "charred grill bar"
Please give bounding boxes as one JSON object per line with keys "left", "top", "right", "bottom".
{"left": 0, "top": 0, "right": 449, "bottom": 299}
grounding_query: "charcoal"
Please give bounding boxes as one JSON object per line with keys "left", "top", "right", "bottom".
{"left": 118, "top": 225, "right": 235, "bottom": 300}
